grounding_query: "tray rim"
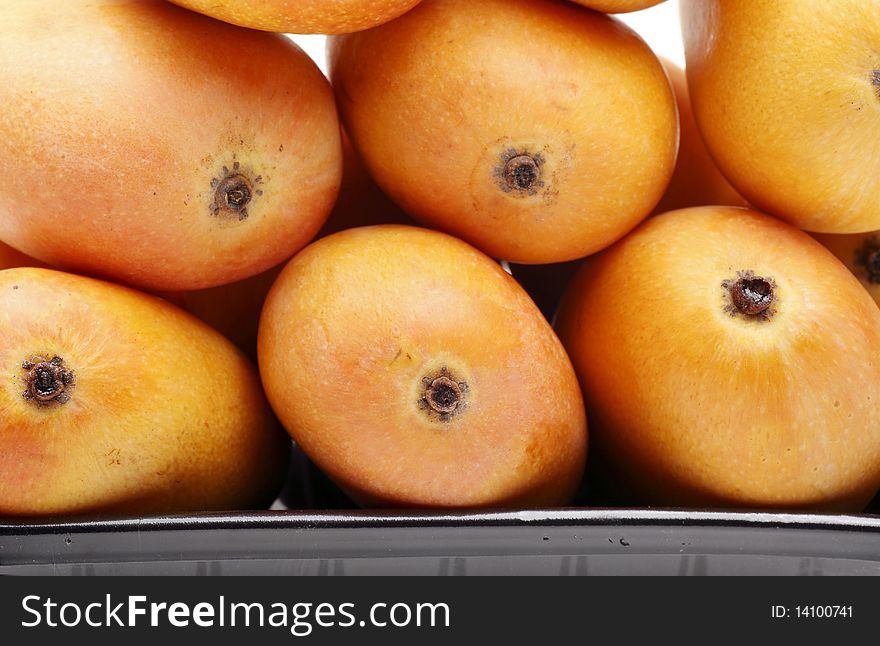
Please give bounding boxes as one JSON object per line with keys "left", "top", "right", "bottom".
{"left": 4, "top": 508, "right": 880, "bottom": 535}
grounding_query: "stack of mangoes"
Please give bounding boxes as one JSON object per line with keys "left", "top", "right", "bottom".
{"left": 3, "top": 0, "right": 880, "bottom": 517}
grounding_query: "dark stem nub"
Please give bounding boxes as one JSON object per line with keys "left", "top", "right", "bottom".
{"left": 22, "top": 356, "right": 74, "bottom": 405}
{"left": 426, "top": 376, "right": 462, "bottom": 414}
{"left": 503, "top": 155, "right": 540, "bottom": 192}
{"left": 855, "top": 237, "right": 880, "bottom": 284}
{"left": 866, "top": 249, "right": 880, "bottom": 282}
{"left": 731, "top": 276, "right": 774, "bottom": 315}
{"left": 872, "top": 69, "right": 880, "bottom": 95}
{"left": 218, "top": 174, "right": 252, "bottom": 210}
{"left": 32, "top": 365, "right": 62, "bottom": 400}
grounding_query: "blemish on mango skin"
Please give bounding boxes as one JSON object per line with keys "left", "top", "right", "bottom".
{"left": 388, "top": 347, "right": 415, "bottom": 367}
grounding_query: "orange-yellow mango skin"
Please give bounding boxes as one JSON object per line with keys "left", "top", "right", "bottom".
{"left": 159, "top": 265, "right": 282, "bottom": 362}
{"left": 169, "top": 0, "right": 422, "bottom": 34}
{"left": 652, "top": 60, "right": 747, "bottom": 214}
{"left": 681, "top": 0, "right": 880, "bottom": 233}
{"left": 0, "top": 238, "right": 277, "bottom": 364}
{"left": 556, "top": 207, "right": 880, "bottom": 511}
{"left": 317, "top": 130, "right": 413, "bottom": 237}
{"left": 570, "top": 0, "right": 664, "bottom": 13}
{"left": 813, "top": 232, "right": 880, "bottom": 309}
{"left": 0, "top": 242, "right": 47, "bottom": 271}
{"left": 329, "top": 0, "right": 678, "bottom": 264}
{"left": 160, "top": 133, "right": 411, "bottom": 361}
{"left": 259, "top": 225, "right": 587, "bottom": 508}
{"left": 0, "top": 268, "right": 288, "bottom": 517}
{"left": 0, "top": 0, "right": 341, "bottom": 291}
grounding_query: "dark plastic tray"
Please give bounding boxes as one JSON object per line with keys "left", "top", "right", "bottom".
{"left": 4, "top": 449, "right": 879, "bottom": 575}
{"left": 3, "top": 509, "right": 880, "bottom": 575}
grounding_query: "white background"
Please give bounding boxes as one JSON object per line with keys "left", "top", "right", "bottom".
{"left": 288, "top": 0, "right": 684, "bottom": 75}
